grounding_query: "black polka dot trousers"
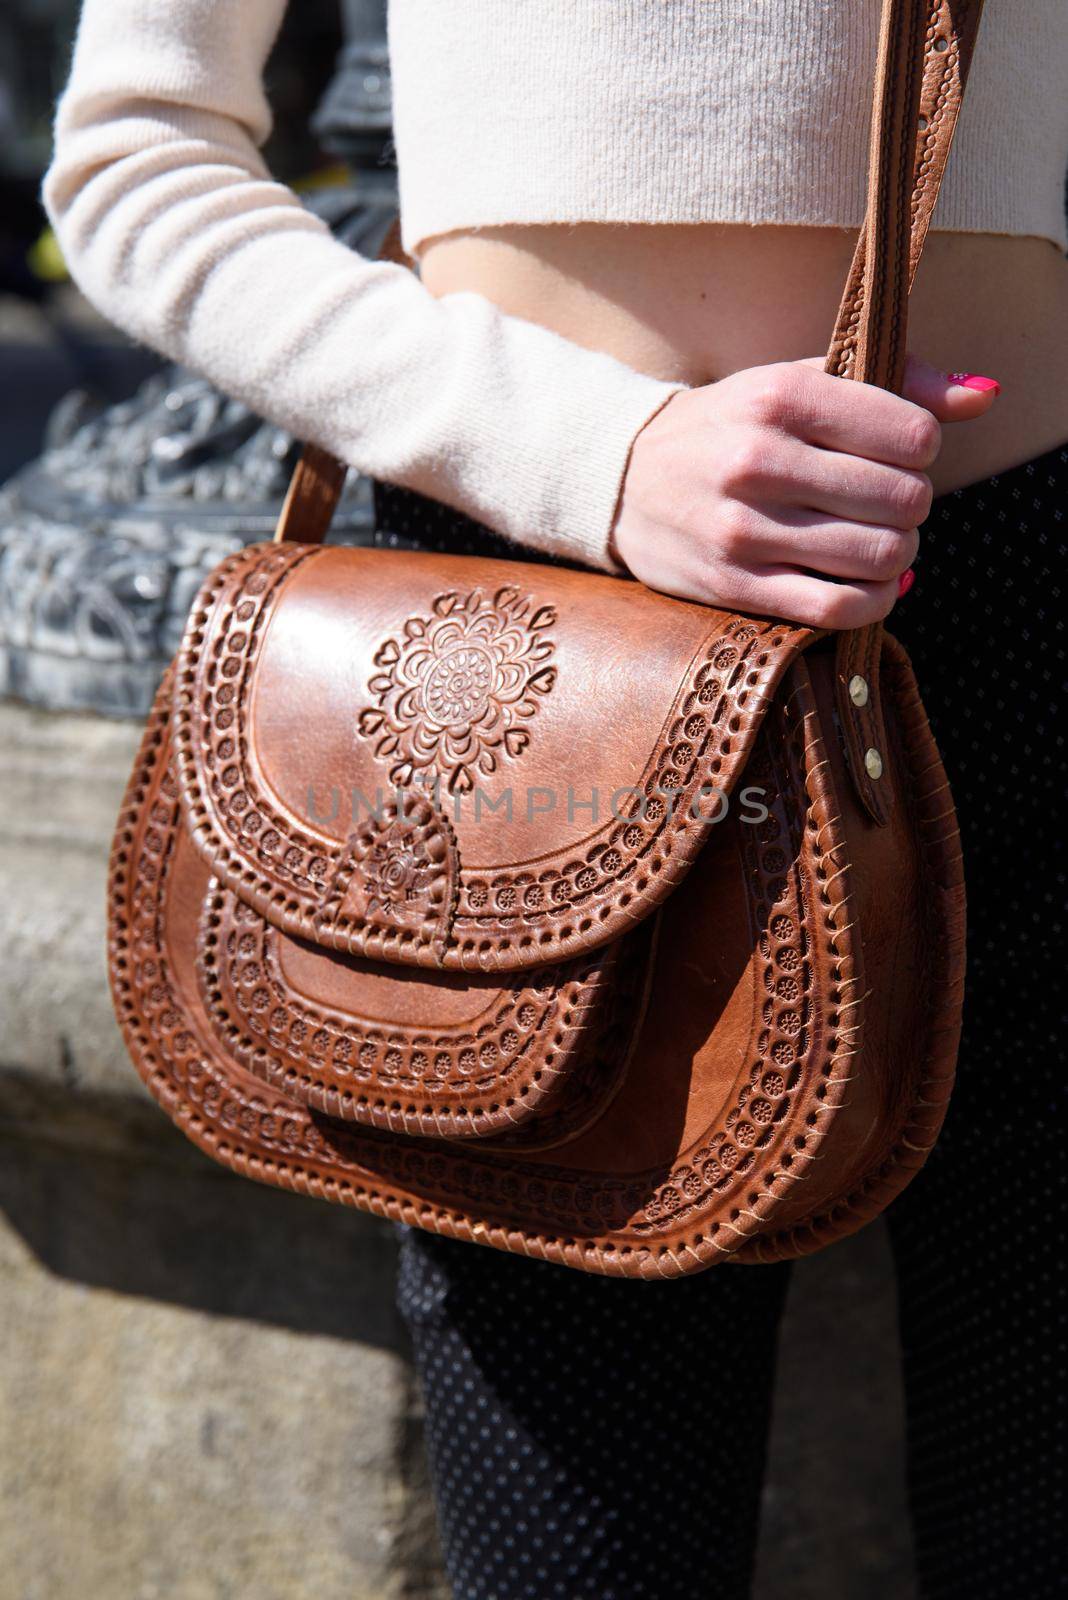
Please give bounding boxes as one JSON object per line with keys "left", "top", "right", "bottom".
{"left": 376, "top": 444, "right": 1067, "bottom": 1600}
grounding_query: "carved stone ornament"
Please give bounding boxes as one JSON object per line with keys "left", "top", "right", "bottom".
{"left": 0, "top": 187, "right": 394, "bottom": 718}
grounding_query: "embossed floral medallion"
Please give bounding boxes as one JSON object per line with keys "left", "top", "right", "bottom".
{"left": 317, "top": 793, "right": 460, "bottom": 947}
{"left": 357, "top": 585, "right": 557, "bottom": 792}
{"left": 362, "top": 818, "right": 441, "bottom": 922}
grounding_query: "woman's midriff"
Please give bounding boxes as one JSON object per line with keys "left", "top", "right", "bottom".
{"left": 419, "top": 224, "right": 1068, "bottom": 497}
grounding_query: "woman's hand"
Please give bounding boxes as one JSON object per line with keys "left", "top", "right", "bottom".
{"left": 610, "top": 356, "right": 999, "bottom": 626}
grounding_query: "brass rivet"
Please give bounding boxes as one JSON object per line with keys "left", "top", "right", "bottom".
{"left": 848, "top": 674, "right": 870, "bottom": 708}
{"left": 864, "top": 747, "right": 884, "bottom": 780}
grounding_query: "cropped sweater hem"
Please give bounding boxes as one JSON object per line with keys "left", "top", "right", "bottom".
{"left": 391, "top": 0, "right": 1068, "bottom": 259}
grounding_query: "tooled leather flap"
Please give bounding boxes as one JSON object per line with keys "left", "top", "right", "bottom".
{"left": 196, "top": 877, "right": 627, "bottom": 1143}
{"left": 173, "top": 542, "right": 814, "bottom": 972}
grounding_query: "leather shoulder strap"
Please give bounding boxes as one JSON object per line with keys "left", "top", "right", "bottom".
{"left": 273, "top": 442, "right": 348, "bottom": 544}
{"left": 827, "top": 0, "right": 986, "bottom": 391}
{"left": 832, "top": 0, "right": 985, "bottom": 825}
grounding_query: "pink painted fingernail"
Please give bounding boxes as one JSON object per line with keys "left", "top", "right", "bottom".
{"left": 947, "top": 373, "right": 1001, "bottom": 395}
{"left": 898, "top": 568, "right": 916, "bottom": 598}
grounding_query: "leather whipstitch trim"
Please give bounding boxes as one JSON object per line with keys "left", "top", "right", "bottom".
{"left": 479, "top": 922, "right": 656, "bottom": 1155}
{"left": 909, "top": 4, "right": 970, "bottom": 254}
{"left": 735, "top": 636, "right": 965, "bottom": 1264}
{"left": 625, "top": 665, "right": 865, "bottom": 1258}
{"left": 176, "top": 546, "right": 463, "bottom": 964}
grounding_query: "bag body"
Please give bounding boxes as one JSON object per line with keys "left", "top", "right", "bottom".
{"left": 106, "top": 0, "right": 982, "bottom": 1276}
{"left": 109, "top": 536, "right": 964, "bottom": 1276}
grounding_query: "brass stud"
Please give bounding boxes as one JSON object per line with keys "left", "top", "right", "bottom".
{"left": 848, "top": 674, "right": 870, "bottom": 708}
{"left": 864, "top": 747, "right": 884, "bottom": 780}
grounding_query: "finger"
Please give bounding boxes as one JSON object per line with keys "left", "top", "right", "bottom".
{"left": 788, "top": 358, "right": 942, "bottom": 467}
{"left": 714, "top": 561, "right": 899, "bottom": 630}
{"left": 732, "top": 507, "right": 919, "bottom": 583}
{"left": 795, "top": 352, "right": 1001, "bottom": 431}
{"left": 901, "top": 355, "right": 1001, "bottom": 422}
{"left": 749, "top": 434, "right": 932, "bottom": 529}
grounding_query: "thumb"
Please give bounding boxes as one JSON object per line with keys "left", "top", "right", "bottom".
{"left": 901, "top": 355, "right": 1001, "bottom": 421}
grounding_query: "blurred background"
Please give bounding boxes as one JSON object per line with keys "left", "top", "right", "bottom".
{"left": 1, "top": 4, "right": 920, "bottom": 1597}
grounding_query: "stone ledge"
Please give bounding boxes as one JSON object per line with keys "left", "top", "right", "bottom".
{"left": 0, "top": 1124, "right": 447, "bottom": 1600}
{"left": 1, "top": 700, "right": 153, "bottom": 1109}
{"left": 0, "top": 696, "right": 449, "bottom": 1595}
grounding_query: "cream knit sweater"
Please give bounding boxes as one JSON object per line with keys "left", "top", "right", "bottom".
{"left": 42, "top": 1, "right": 1068, "bottom": 570}
{"left": 393, "top": 1, "right": 1068, "bottom": 255}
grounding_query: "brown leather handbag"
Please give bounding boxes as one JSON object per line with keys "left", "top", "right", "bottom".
{"left": 108, "top": 0, "right": 982, "bottom": 1278}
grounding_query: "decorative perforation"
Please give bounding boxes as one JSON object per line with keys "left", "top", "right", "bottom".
{"left": 736, "top": 634, "right": 965, "bottom": 1263}
{"left": 626, "top": 667, "right": 851, "bottom": 1238}
{"left": 452, "top": 625, "right": 796, "bottom": 933}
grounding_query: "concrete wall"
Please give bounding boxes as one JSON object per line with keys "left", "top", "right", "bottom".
{"left": 0, "top": 701, "right": 916, "bottom": 1599}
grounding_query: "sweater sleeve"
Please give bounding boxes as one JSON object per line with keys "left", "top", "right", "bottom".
{"left": 41, "top": 0, "right": 684, "bottom": 570}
